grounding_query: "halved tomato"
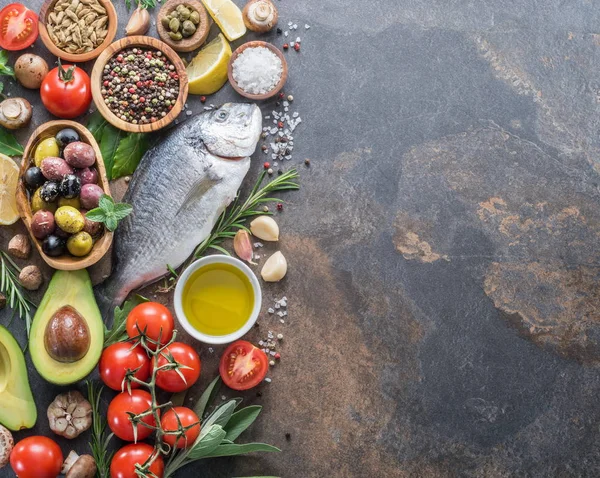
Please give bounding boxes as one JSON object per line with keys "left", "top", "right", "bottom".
{"left": 0, "top": 4, "right": 38, "bottom": 51}
{"left": 219, "top": 340, "right": 269, "bottom": 391}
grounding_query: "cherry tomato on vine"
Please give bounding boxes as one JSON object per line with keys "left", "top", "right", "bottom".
{"left": 126, "top": 302, "right": 174, "bottom": 349}
{"left": 40, "top": 60, "right": 92, "bottom": 118}
{"left": 160, "top": 407, "right": 201, "bottom": 449}
{"left": 107, "top": 389, "right": 156, "bottom": 442}
{"left": 110, "top": 443, "right": 164, "bottom": 478}
{"left": 10, "top": 436, "right": 63, "bottom": 478}
{"left": 219, "top": 340, "right": 269, "bottom": 391}
{"left": 0, "top": 4, "right": 38, "bottom": 51}
{"left": 154, "top": 342, "right": 201, "bottom": 392}
{"left": 100, "top": 342, "right": 151, "bottom": 391}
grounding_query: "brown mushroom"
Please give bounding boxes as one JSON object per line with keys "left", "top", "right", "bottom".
{"left": 61, "top": 451, "right": 97, "bottom": 478}
{"left": 19, "top": 264, "right": 42, "bottom": 291}
{"left": 14, "top": 54, "right": 49, "bottom": 89}
{"left": 8, "top": 234, "right": 31, "bottom": 259}
{"left": 242, "top": 0, "right": 278, "bottom": 33}
{"left": 47, "top": 391, "right": 92, "bottom": 439}
{"left": 0, "top": 425, "right": 13, "bottom": 469}
{"left": 0, "top": 98, "right": 32, "bottom": 130}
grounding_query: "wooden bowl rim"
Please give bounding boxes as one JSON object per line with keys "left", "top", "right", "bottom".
{"left": 16, "top": 120, "right": 114, "bottom": 271}
{"left": 91, "top": 36, "right": 189, "bottom": 134}
{"left": 227, "top": 41, "right": 288, "bottom": 101}
{"left": 38, "top": 0, "right": 118, "bottom": 63}
{"left": 156, "top": 0, "right": 211, "bottom": 53}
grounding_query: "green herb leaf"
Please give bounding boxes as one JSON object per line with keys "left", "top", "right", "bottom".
{"left": 224, "top": 406, "right": 262, "bottom": 442}
{"left": 194, "top": 376, "right": 221, "bottom": 418}
{"left": 105, "top": 215, "right": 118, "bottom": 232}
{"left": 200, "top": 443, "right": 281, "bottom": 458}
{"left": 186, "top": 425, "right": 227, "bottom": 459}
{"left": 170, "top": 391, "right": 187, "bottom": 407}
{"left": 112, "top": 203, "right": 133, "bottom": 220}
{"left": 0, "top": 50, "right": 13, "bottom": 78}
{"left": 99, "top": 194, "right": 114, "bottom": 211}
{"left": 87, "top": 381, "right": 113, "bottom": 478}
{"left": 0, "top": 252, "right": 35, "bottom": 335}
{"left": 85, "top": 208, "right": 107, "bottom": 223}
{"left": 0, "top": 83, "right": 4, "bottom": 95}
{"left": 111, "top": 133, "right": 149, "bottom": 179}
{"left": 200, "top": 400, "right": 236, "bottom": 433}
{"left": 100, "top": 125, "right": 124, "bottom": 181}
{"left": 0, "top": 127, "right": 23, "bottom": 156}
{"left": 86, "top": 111, "right": 108, "bottom": 142}
{"left": 104, "top": 295, "right": 148, "bottom": 347}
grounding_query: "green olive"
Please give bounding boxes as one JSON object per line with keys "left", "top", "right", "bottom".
{"left": 67, "top": 232, "right": 93, "bottom": 257}
{"left": 182, "top": 20, "right": 196, "bottom": 37}
{"left": 161, "top": 15, "right": 172, "bottom": 28}
{"left": 55, "top": 206, "right": 84, "bottom": 234}
{"left": 31, "top": 188, "right": 57, "bottom": 213}
{"left": 169, "top": 31, "right": 183, "bottom": 41}
{"left": 58, "top": 197, "right": 81, "bottom": 209}
{"left": 169, "top": 17, "right": 180, "bottom": 32}
{"left": 189, "top": 10, "right": 200, "bottom": 25}
{"left": 34, "top": 137, "right": 60, "bottom": 168}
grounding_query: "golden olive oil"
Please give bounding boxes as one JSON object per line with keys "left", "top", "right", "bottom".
{"left": 182, "top": 263, "right": 254, "bottom": 336}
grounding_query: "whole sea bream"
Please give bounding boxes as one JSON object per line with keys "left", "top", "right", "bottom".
{"left": 95, "top": 103, "right": 262, "bottom": 315}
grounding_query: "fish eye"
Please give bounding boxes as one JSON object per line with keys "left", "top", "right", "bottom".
{"left": 216, "top": 110, "right": 229, "bottom": 122}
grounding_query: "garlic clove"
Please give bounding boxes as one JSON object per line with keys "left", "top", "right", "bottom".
{"left": 250, "top": 216, "right": 279, "bottom": 241}
{"left": 234, "top": 229, "right": 257, "bottom": 264}
{"left": 261, "top": 251, "right": 287, "bottom": 282}
{"left": 126, "top": 7, "right": 151, "bottom": 36}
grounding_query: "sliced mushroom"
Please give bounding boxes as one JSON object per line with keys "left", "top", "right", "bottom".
{"left": 47, "top": 390, "right": 92, "bottom": 439}
{"left": 0, "top": 98, "right": 32, "bottom": 130}
{"left": 0, "top": 425, "right": 13, "bottom": 469}
{"left": 62, "top": 451, "right": 97, "bottom": 478}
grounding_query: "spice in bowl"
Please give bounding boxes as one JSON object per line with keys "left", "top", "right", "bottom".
{"left": 161, "top": 3, "right": 201, "bottom": 41}
{"left": 100, "top": 48, "right": 180, "bottom": 125}
{"left": 46, "top": 0, "right": 109, "bottom": 55}
{"left": 231, "top": 46, "right": 283, "bottom": 95}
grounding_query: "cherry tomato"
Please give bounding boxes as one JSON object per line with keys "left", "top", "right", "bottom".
{"left": 126, "top": 302, "right": 174, "bottom": 349}
{"left": 40, "top": 61, "right": 91, "bottom": 119}
{"left": 154, "top": 342, "right": 201, "bottom": 392}
{"left": 10, "top": 436, "right": 63, "bottom": 478}
{"left": 110, "top": 443, "right": 164, "bottom": 478}
{"left": 107, "top": 389, "right": 157, "bottom": 442}
{"left": 0, "top": 3, "right": 38, "bottom": 51}
{"left": 100, "top": 342, "right": 151, "bottom": 391}
{"left": 160, "top": 407, "right": 201, "bottom": 449}
{"left": 219, "top": 340, "right": 269, "bottom": 391}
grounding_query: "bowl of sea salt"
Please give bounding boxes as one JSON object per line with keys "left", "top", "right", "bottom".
{"left": 228, "top": 41, "right": 288, "bottom": 100}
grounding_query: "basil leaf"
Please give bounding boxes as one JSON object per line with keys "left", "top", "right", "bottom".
{"left": 100, "top": 125, "right": 124, "bottom": 181}
{"left": 105, "top": 215, "right": 118, "bottom": 232}
{"left": 186, "top": 425, "right": 226, "bottom": 459}
{"left": 111, "top": 133, "right": 149, "bottom": 179}
{"left": 223, "top": 406, "right": 262, "bottom": 441}
{"left": 104, "top": 295, "right": 148, "bottom": 346}
{"left": 112, "top": 203, "right": 133, "bottom": 220}
{"left": 200, "top": 443, "right": 280, "bottom": 458}
{"left": 0, "top": 128, "right": 23, "bottom": 156}
{"left": 85, "top": 208, "right": 107, "bottom": 222}
{"left": 87, "top": 111, "right": 109, "bottom": 143}
{"left": 0, "top": 50, "right": 8, "bottom": 66}
{"left": 99, "top": 194, "right": 114, "bottom": 211}
{"left": 194, "top": 376, "right": 221, "bottom": 418}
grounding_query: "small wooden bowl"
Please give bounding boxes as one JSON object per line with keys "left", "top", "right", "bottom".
{"left": 228, "top": 41, "right": 288, "bottom": 101}
{"left": 91, "top": 36, "right": 189, "bottom": 133}
{"left": 38, "top": 0, "right": 117, "bottom": 63}
{"left": 157, "top": 0, "right": 211, "bottom": 53}
{"left": 16, "top": 120, "right": 114, "bottom": 271}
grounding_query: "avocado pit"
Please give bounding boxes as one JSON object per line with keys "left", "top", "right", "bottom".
{"left": 44, "top": 305, "right": 90, "bottom": 363}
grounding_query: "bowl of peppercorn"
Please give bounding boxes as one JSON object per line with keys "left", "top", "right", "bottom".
{"left": 90, "top": 36, "right": 189, "bottom": 133}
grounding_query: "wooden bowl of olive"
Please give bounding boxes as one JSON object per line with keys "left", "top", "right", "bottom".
{"left": 157, "top": 0, "right": 211, "bottom": 53}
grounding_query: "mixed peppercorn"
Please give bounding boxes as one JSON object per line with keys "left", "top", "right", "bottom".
{"left": 101, "top": 47, "right": 180, "bottom": 125}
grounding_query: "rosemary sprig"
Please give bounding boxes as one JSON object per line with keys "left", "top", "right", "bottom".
{"left": 194, "top": 169, "right": 300, "bottom": 258}
{"left": 0, "top": 252, "right": 35, "bottom": 335}
{"left": 87, "top": 380, "right": 114, "bottom": 478}
{"left": 125, "top": 0, "right": 160, "bottom": 9}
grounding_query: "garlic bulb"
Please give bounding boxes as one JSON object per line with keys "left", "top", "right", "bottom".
{"left": 261, "top": 251, "right": 287, "bottom": 282}
{"left": 126, "top": 7, "right": 150, "bottom": 36}
{"left": 250, "top": 216, "right": 279, "bottom": 241}
{"left": 234, "top": 229, "right": 256, "bottom": 264}
{"left": 242, "top": 0, "right": 278, "bottom": 33}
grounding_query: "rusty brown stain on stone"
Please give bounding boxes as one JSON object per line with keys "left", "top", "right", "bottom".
{"left": 477, "top": 197, "right": 507, "bottom": 222}
{"left": 393, "top": 212, "right": 449, "bottom": 263}
{"left": 333, "top": 147, "right": 372, "bottom": 171}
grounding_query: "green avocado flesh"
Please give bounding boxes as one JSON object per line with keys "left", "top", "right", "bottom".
{"left": 0, "top": 325, "right": 37, "bottom": 430}
{"left": 29, "top": 269, "right": 103, "bottom": 385}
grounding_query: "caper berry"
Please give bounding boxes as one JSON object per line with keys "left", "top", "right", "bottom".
{"left": 189, "top": 10, "right": 200, "bottom": 24}
{"left": 161, "top": 15, "right": 172, "bottom": 28}
{"left": 182, "top": 20, "right": 196, "bottom": 37}
{"left": 169, "top": 31, "right": 183, "bottom": 41}
{"left": 169, "top": 17, "right": 180, "bottom": 32}
{"left": 179, "top": 7, "right": 191, "bottom": 20}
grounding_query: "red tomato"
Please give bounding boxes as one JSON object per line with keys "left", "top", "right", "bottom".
{"left": 126, "top": 302, "right": 174, "bottom": 349}
{"left": 160, "top": 407, "right": 201, "bottom": 449}
{"left": 100, "top": 342, "right": 151, "bottom": 391}
{"left": 10, "top": 436, "right": 63, "bottom": 478}
{"left": 40, "top": 61, "right": 91, "bottom": 119}
{"left": 154, "top": 342, "right": 201, "bottom": 392}
{"left": 0, "top": 4, "right": 38, "bottom": 51}
{"left": 219, "top": 340, "right": 269, "bottom": 391}
{"left": 110, "top": 443, "right": 164, "bottom": 478}
{"left": 107, "top": 389, "right": 157, "bottom": 442}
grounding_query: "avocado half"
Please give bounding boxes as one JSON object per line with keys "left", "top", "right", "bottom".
{"left": 29, "top": 269, "right": 104, "bottom": 385}
{"left": 0, "top": 325, "right": 37, "bottom": 430}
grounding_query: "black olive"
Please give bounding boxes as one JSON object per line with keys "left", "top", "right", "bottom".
{"left": 42, "top": 235, "right": 66, "bottom": 257}
{"left": 55, "top": 128, "right": 80, "bottom": 148}
{"left": 40, "top": 181, "right": 60, "bottom": 202}
{"left": 59, "top": 174, "right": 81, "bottom": 199}
{"left": 24, "top": 167, "right": 45, "bottom": 189}
{"left": 54, "top": 227, "right": 70, "bottom": 239}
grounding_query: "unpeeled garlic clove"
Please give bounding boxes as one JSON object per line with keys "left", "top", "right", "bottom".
{"left": 126, "top": 7, "right": 150, "bottom": 36}
{"left": 250, "top": 216, "right": 279, "bottom": 241}
{"left": 261, "top": 251, "right": 287, "bottom": 282}
{"left": 234, "top": 229, "right": 257, "bottom": 265}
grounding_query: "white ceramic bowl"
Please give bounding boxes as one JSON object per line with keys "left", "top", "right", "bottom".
{"left": 174, "top": 255, "right": 262, "bottom": 345}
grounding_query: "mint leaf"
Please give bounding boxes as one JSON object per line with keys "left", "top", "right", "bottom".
{"left": 0, "top": 128, "right": 23, "bottom": 156}
{"left": 112, "top": 133, "right": 149, "bottom": 179}
{"left": 105, "top": 215, "right": 118, "bottom": 232}
{"left": 112, "top": 203, "right": 133, "bottom": 221}
{"left": 98, "top": 194, "right": 114, "bottom": 211}
{"left": 85, "top": 208, "right": 107, "bottom": 222}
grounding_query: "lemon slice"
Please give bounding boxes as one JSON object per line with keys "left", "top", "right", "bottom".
{"left": 201, "top": 0, "right": 246, "bottom": 41}
{"left": 186, "top": 33, "right": 232, "bottom": 95}
{"left": 0, "top": 153, "right": 20, "bottom": 225}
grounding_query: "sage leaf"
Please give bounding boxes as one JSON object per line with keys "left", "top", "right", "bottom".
{"left": 170, "top": 391, "right": 187, "bottom": 407}
{"left": 111, "top": 133, "right": 149, "bottom": 179}
{"left": 186, "top": 425, "right": 227, "bottom": 460}
{"left": 224, "top": 406, "right": 262, "bottom": 442}
{"left": 194, "top": 376, "right": 221, "bottom": 418}
{"left": 100, "top": 125, "right": 124, "bottom": 181}
{"left": 0, "top": 127, "right": 23, "bottom": 156}
{"left": 200, "top": 400, "right": 236, "bottom": 436}
{"left": 201, "top": 443, "right": 280, "bottom": 458}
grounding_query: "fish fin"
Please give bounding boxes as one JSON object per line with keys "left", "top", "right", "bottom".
{"left": 176, "top": 173, "right": 222, "bottom": 217}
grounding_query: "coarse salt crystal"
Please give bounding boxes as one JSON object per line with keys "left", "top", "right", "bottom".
{"left": 232, "top": 47, "right": 283, "bottom": 95}
{"left": 305, "top": 24, "right": 310, "bottom": 29}
{"left": 268, "top": 308, "right": 274, "bottom": 314}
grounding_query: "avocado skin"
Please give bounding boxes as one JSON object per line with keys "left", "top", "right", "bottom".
{"left": 0, "top": 325, "right": 37, "bottom": 430}
{"left": 29, "top": 269, "right": 104, "bottom": 385}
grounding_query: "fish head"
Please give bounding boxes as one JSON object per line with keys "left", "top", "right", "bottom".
{"left": 197, "top": 103, "right": 262, "bottom": 159}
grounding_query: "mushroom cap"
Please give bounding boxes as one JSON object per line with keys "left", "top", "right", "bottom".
{"left": 66, "top": 454, "right": 97, "bottom": 478}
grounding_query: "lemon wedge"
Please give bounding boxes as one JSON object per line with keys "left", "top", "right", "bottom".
{"left": 201, "top": 0, "right": 246, "bottom": 41}
{"left": 186, "top": 33, "right": 232, "bottom": 95}
{"left": 0, "top": 153, "right": 20, "bottom": 225}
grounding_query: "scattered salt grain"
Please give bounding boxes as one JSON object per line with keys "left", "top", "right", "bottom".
{"left": 269, "top": 360, "right": 275, "bottom": 366}
{"left": 186, "top": 110, "right": 192, "bottom": 116}
{"left": 305, "top": 24, "right": 310, "bottom": 29}
{"left": 265, "top": 378, "right": 272, "bottom": 383}
{"left": 208, "top": 347, "right": 214, "bottom": 353}
{"left": 232, "top": 47, "right": 283, "bottom": 95}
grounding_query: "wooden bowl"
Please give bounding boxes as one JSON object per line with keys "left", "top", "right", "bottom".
{"left": 228, "top": 41, "right": 288, "bottom": 101}
{"left": 91, "top": 36, "right": 189, "bottom": 133}
{"left": 157, "top": 0, "right": 211, "bottom": 53}
{"left": 16, "top": 120, "right": 114, "bottom": 271}
{"left": 38, "top": 0, "right": 117, "bottom": 63}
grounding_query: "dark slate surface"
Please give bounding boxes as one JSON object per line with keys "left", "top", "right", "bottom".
{"left": 2, "top": 0, "right": 600, "bottom": 477}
